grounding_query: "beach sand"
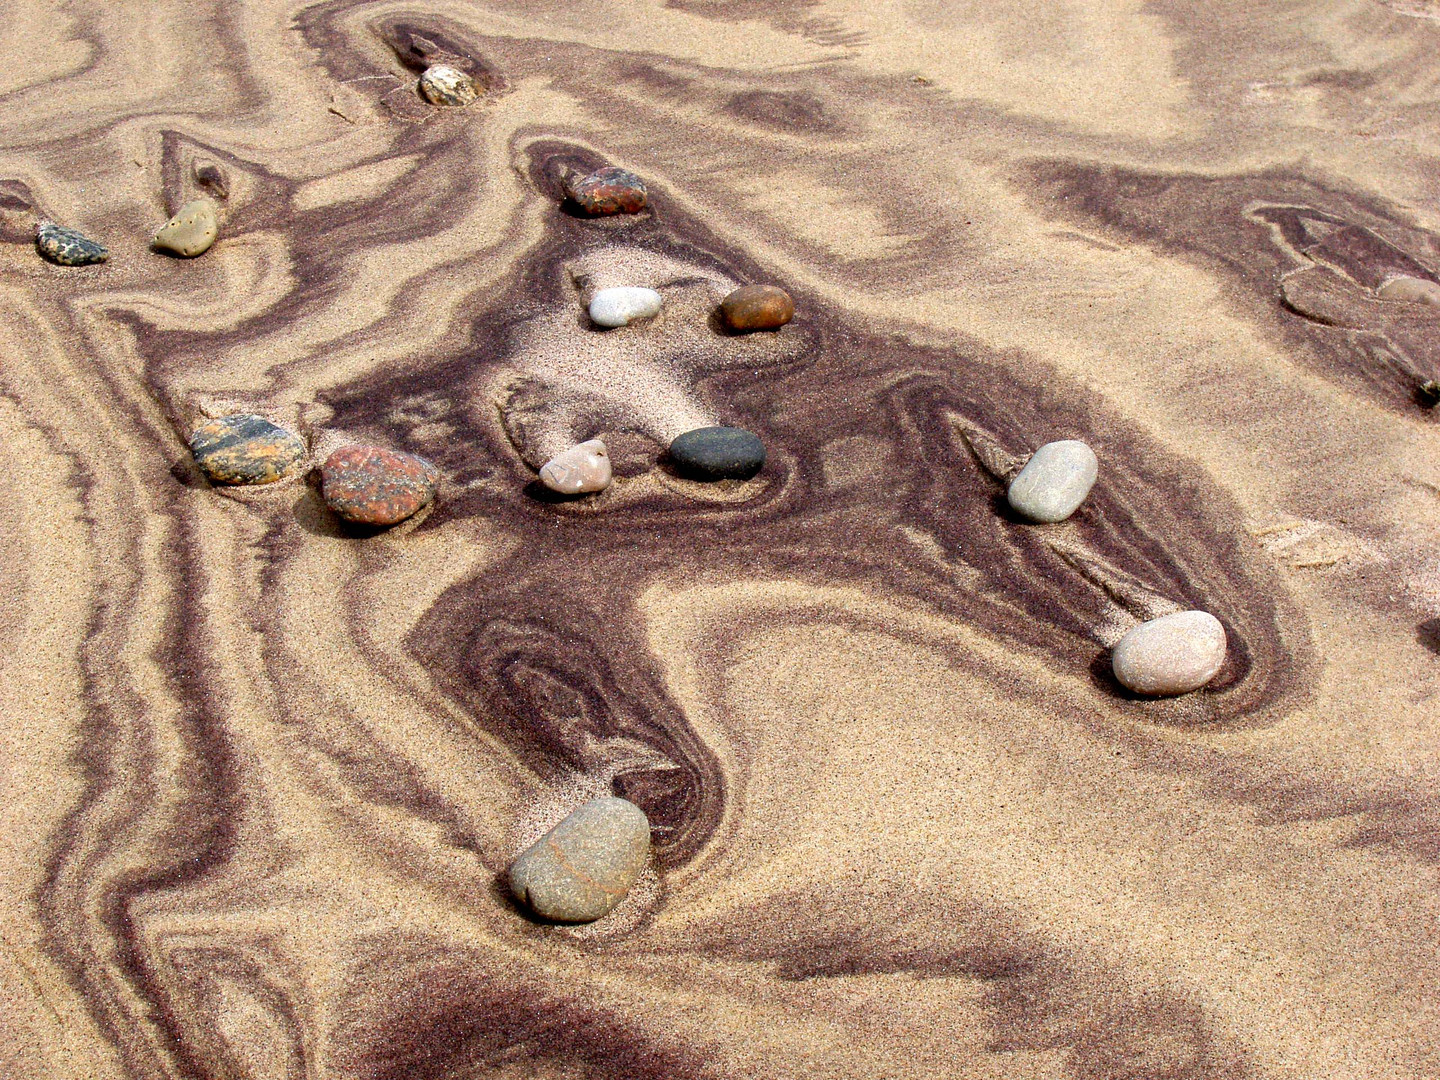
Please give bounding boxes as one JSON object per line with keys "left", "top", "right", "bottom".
{"left": 1, "top": 1, "right": 1438, "bottom": 1077}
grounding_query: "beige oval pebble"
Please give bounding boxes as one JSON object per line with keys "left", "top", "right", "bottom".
{"left": 419, "top": 64, "right": 477, "bottom": 106}
{"left": 1377, "top": 275, "right": 1440, "bottom": 308}
{"left": 1112, "top": 610, "right": 1226, "bottom": 696}
{"left": 153, "top": 199, "right": 218, "bottom": 257}
{"left": 539, "top": 439, "right": 611, "bottom": 495}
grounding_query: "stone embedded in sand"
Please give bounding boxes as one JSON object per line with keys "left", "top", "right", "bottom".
{"left": 589, "top": 286, "right": 663, "bottom": 328}
{"left": 1111, "top": 610, "right": 1227, "bottom": 696}
{"left": 1420, "top": 380, "right": 1440, "bottom": 408}
{"left": 720, "top": 284, "right": 794, "bottom": 331}
{"left": 152, "top": 199, "right": 218, "bottom": 257}
{"left": 321, "top": 445, "right": 438, "bottom": 526}
{"left": 564, "top": 166, "right": 647, "bottom": 215}
{"left": 1377, "top": 275, "right": 1440, "bottom": 308}
{"left": 419, "top": 64, "right": 477, "bottom": 107}
{"left": 508, "top": 797, "right": 650, "bottom": 923}
{"left": 669, "top": 426, "right": 766, "bottom": 481}
{"left": 539, "top": 439, "right": 612, "bottom": 495}
{"left": 1006, "top": 440, "right": 1098, "bottom": 523}
{"left": 36, "top": 221, "right": 107, "bottom": 266}
{"left": 189, "top": 414, "right": 306, "bottom": 485}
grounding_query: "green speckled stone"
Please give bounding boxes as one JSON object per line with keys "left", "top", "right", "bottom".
{"left": 188, "top": 414, "right": 306, "bottom": 485}
{"left": 36, "top": 221, "right": 107, "bottom": 266}
{"left": 508, "top": 797, "right": 650, "bottom": 923}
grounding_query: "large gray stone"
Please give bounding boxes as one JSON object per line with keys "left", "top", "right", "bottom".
{"left": 1111, "top": 610, "right": 1227, "bottom": 696}
{"left": 1006, "top": 439, "right": 1098, "bottom": 523}
{"left": 508, "top": 797, "right": 650, "bottom": 923}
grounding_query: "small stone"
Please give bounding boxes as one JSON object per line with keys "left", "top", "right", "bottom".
{"left": 1006, "top": 439, "right": 1098, "bottom": 523}
{"left": 1420, "top": 380, "right": 1440, "bottom": 407}
{"left": 419, "top": 64, "right": 477, "bottom": 106}
{"left": 152, "top": 199, "right": 218, "bottom": 257}
{"left": 589, "top": 286, "right": 663, "bottom": 328}
{"left": 189, "top": 414, "right": 306, "bottom": 485}
{"left": 1377, "top": 275, "right": 1440, "bottom": 308}
{"left": 564, "top": 166, "right": 647, "bottom": 215}
{"left": 321, "top": 445, "right": 438, "bottom": 526}
{"left": 36, "top": 221, "right": 107, "bottom": 266}
{"left": 1111, "top": 610, "right": 1227, "bottom": 696}
{"left": 539, "top": 439, "right": 612, "bottom": 495}
{"left": 508, "top": 797, "right": 650, "bottom": 923}
{"left": 720, "top": 284, "right": 794, "bottom": 331}
{"left": 669, "top": 426, "right": 766, "bottom": 481}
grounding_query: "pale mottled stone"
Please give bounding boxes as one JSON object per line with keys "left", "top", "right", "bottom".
{"left": 1006, "top": 439, "right": 1098, "bottom": 523}
{"left": 1111, "top": 610, "right": 1227, "bottom": 696}
{"left": 152, "top": 199, "right": 218, "bottom": 257}
{"left": 419, "top": 64, "right": 477, "bottom": 107}
{"left": 539, "top": 439, "right": 612, "bottom": 495}
{"left": 508, "top": 797, "right": 650, "bottom": 923}
{"left": 1377, "top": 275, "right": 1440, "bottom": 308}
{"left": 589, "top": 287, "right": 662, "bottom": 328}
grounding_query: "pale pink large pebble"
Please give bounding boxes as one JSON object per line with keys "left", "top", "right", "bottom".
{"left": 1111, "top": 610, "right": 1227, "bottom": 696}
{"left": 539, "top": 439, "right": 612, "bottom": 495}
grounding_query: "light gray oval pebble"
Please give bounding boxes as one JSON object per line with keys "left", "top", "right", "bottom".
{"left": 1006, "top": 439, "right": 1098, "bottom": 523}
{"left": 508, "top": 797, "right": 650, "bottom": 923}
{"left": 589, "top": 287, "right": 662, "bottom": 328}
{"left": 1112, "top": 610, "right": 1226, "bottom": 696}
{"left": 1377, "top": 275, "right": 1440, "bottom": 308}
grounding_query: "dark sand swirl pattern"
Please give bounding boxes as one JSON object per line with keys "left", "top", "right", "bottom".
{"left": 1, "top": 3, "right": 1439, "bottom": 1080}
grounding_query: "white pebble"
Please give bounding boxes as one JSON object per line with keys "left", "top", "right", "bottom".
{"left": 1006, "top": 440, "right": 1098, "bottom": 523}
{"left": 1111, "top": 610, "right": 1227, "bottom": 696}
{"left": 589, "top": 287, "right": 662, "bottom": 328}
{"left": 539, "top": 440, "right": 612, "bottom": 495}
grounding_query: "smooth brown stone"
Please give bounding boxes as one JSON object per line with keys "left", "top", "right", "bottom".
{"left": 720, "top": 285, "right": 794, "bottom": 331}
{"left": 564, "top": 166, "right": 647, "bottom": 215}
{"left": 321, "top": 445, "right": 438, "bottom": 526}
{"left": 539, "top": 440, "right": 612, "bottom": 494}
{"left": 152, "top": 199, "right": 218, "bottom": 257}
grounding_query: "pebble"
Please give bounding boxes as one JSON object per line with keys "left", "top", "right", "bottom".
{"left": 1111, "top": 610, "right": 1227, "bottom": 696}
{"left": 36, "top": 221, "right": 107, "bottom": 266}
{"left": 321, "top": 445, "right": 438, "bottom": 526}
{"left": 589, "top": 286, "right": 662, "bottom": 328}
{"left": 565, "top": 166, "right": 647, "bottom": 215}
{"left": 1420, "top": 380, "right": 1440, "bottom": 408}
{"left": 1006, "top": 439, "right": 1098, "bottom": 523}
{"left": 720, "top": 284, "right": 794, "bottom": 331}
{"left": 669, "top": 426, "right": 766, "bottom": 481}
{"left": 152, "top": 199, "right": 218, "bottom": 257}
{"left": 419, "top": 64, "right": 477, "bottom": 107}
{"left": 188, "top": 414, "right": 306, "bottom": 485}
{"left": 539, "top": 439, "right": 612, "bottom": 495}
{"left": 1377, "top": 275, "right": 1440, "bottom": 308}
{"left": 508, "top": 797, "right": 650, "bottom": 923}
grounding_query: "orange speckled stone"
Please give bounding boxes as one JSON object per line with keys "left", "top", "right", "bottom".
{"left": 321, "top": 446, "right": 438, "bottom": 526}
{"left": 720, "top": 285, "right": 794, "bottom": 331}
{"left": 564, "top": 166, "right": 647, "bottom": 215}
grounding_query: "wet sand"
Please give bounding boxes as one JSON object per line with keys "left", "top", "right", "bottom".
{"left": 1, "top": 2, "right": 1439, "bottom": 1078}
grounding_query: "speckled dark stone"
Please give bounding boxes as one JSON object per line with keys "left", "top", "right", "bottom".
{"left": 188, "top": 414, "right": 306, "bottom": 485}
{"left": 668, "top": 426, "right": 766, "bottom": 481}
{"left": 564, "top": 166, "right": 647, "bottom": 215}
{"left": 321, "top": 445, "right": 438, "bottom": 526}
{"left": 36, "top": 221, "right": 107, "bottom": 266}
{"left": 720, "top": 285, "right": 794, "bottom": 331}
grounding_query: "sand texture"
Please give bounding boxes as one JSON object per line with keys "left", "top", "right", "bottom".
{"left": 1, "top": 2, "right": 1439, "bottom": 1078}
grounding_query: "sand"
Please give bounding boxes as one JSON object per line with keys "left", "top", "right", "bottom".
{"left": 1, "top": 2, "right": 1438, "bottom": 1078}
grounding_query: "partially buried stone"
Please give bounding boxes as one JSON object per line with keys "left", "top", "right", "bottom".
{"left": 564, "top": 166, "right": 647, "bottom": 215}
{"left": 720, "top": 284, "right": 794, "bottom": 331}
{"left": 508, "top": 797, "right": 650, "bottom": 923}
{"left": 1420, "top": 380, "right": 1440, "bottom": 408}
{"left": 152, "top": 199, "right": 218, "bottom": 257}
{"left": 1377, "top": 275, "right": 1440, "bottom": 308}
{"left": 1111, "top": 610, "right": 1227, "bottom": 696}
{"left": 1006, "top": 439, "right": 1098, "bottom": 523}
{"left": 36, "top": 221, "right": 107, "bottom": 266}
{"left": 669, "top": 426, "right": 765, "bottom": 481}
{"left": 589, "top": 286, "right": 662, "bottom": 328}
{"left": 321, "top": 445, "right": 438, "bottom": 526}
{"left": 419, "top": 64, "right": 477, "bottom": 107}
{"left": 189, "top": 414, "right": 306, "bottom": 485}
{"left": 539, "top": 439, "right": 611, "bottom": 495}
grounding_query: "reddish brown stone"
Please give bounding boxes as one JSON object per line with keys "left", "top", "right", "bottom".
{"left": 720, "top": 284, "right": 794, "bottom": 332}
{"left": 321, "top": 445, "right": 438, "bottom": 526}
{"left": 564, "top": 166, "right": 647, "bottom": 215}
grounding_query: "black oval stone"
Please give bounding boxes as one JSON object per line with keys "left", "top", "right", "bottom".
{"left": 668, "top": 426, "right": 765, "bottom": 481}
